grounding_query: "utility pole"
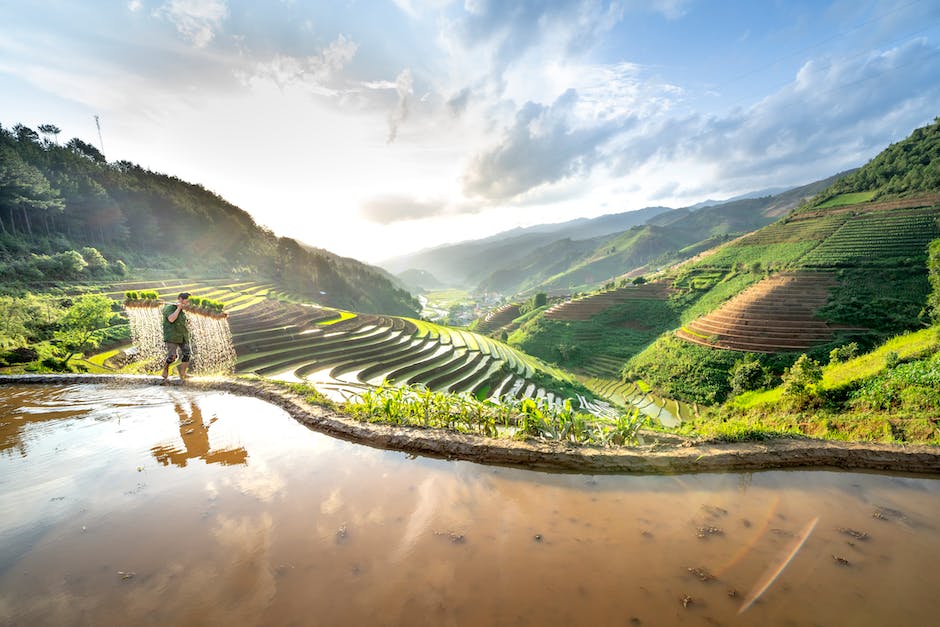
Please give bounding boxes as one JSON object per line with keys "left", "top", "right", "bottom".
{"left": 94, "top": 115, "right": 105, "bottom": 153}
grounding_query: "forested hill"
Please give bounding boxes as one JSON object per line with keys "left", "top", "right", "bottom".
{"left": 806, "top": 117, "right": 940, "bottom": 208}
{"left": 0, "top": 122, "right": 420, "bottom": 316}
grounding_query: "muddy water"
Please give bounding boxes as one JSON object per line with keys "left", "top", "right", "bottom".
{"left": 1, "top": 384, "right": 939, "bottom": 627}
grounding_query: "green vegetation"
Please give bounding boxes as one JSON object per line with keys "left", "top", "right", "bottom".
{"left": 186, "top": 295, "right": 225, "bottom": 314}
{"left": 0, "top": 291, "right": 125, "bottom": 372}
{"left": 815, "top": 191, "right": 877, "bottom": 208}
{"left": 816, "top": 268, "right": 929, "bottom": 333}
{"left": 53, "top": 294, "right": 116, "bottom": 367}
{"left": 672, "top": 270, "right": 763, "bottom": 324}
{"left": 800, "top": 210, "right": 939, "bottom": 267}
{"left": 124, "top": 290, "right": 159, "bottom": 301}
{"left": 344, "top": 383, "right": 647, "bottom": 446}
{"left": 0, "top": 120, "right": 420, "bottom": 316}
{"left": 705, "top": 326, "right": 940, "bottom": 444}
{"left": 807, "top": 117, "right": 940, "bottom": 206}
{"left": 930, "top": 239, "right": 940, "bottom": 322}
{"left": 623, "top": 335, "right": 745, "bottom": 404}
{"left": 509, "top": 296, "right": 679, "bottom": 376}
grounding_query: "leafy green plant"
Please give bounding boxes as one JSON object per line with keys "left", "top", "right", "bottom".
{"left": 343, "top": 383, "right": 647, "bottom": 446}
{"left": 829, "top": 342, "right": 860, "bottom": 364}
{"left": 52, "top": 294, "right": 116, "bottom": 367}
{"left": 782, "top": 354, "right": 823, "bottom": 405}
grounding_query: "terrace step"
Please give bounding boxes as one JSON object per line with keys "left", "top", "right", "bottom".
{"left": 676, "top": 271, "right": 843, "bottom": 353}
{"left": 676, "top": 329, "right": 818, "bottom": 353}
{"left": 544, "top": 283, "right": 676, "bottom": 321}
{"left": 476, "top": 303, "right": 522, "bottom": 334}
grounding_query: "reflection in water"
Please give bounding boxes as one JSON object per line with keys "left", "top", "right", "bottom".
{"left": 739, "top": 515, "right": 819, "bottom": 613}
{"left": 0, "top": 387, "right": 92, "bottom": 457}
{"left": 1, "top": 383, "right": 940, "bottom": 627}
{"left": 151, "top": 401, "right": 248, "bottom": 467}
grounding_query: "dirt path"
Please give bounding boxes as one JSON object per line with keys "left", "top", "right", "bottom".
{"left": 4, "top": 374, "right": 939, "bottom": 475}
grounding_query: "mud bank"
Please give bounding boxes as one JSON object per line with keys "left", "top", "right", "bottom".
{"left": 4, "top": 374, "right": 939, "bottom": 475}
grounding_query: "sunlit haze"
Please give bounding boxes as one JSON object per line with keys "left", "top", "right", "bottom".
{"left": 3, "top": 0, "right": 939, "bottom": 263}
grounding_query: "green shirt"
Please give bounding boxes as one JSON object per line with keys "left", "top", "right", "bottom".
{"left": 162, "top": 303, "right": 190, "bottom": 344}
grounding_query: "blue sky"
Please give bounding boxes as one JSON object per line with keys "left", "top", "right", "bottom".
{"left": 2, "top": 0, "right": 939, "bottom": 262}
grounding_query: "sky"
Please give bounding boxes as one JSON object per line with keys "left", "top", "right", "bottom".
{"left": 2, "top": 1, "right": 939, "bottom": 264}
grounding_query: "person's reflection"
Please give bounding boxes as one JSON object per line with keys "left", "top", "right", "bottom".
{"left": 151, "top": 401, "right": 248, "bottom": 467}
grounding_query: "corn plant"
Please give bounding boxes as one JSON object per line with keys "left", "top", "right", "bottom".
{"left": 343, "top": 383, "right": 649, "bottom": 447}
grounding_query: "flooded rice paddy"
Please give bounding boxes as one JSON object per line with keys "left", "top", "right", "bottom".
{"left": 2, "top": 383, "right": 939, "bottom": 626}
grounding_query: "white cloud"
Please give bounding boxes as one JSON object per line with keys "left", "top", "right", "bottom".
{"left": 387, "top": 68, "right": 414, "bottom": 143}
{"left": 463, "top": 88, "right": 631, "bottom": 200}
{"left": 157, "top": 0, "right": 228, "bottom": 48}
{"left": 128, "top": 0, "right": 143, "bottom": 12}
{"left": 651, "top": 0, "right": 694, "bottom": 20}
{"left": 360, "top": 194, "right": 446, "bottom": 223}
{"left": 235, "top": 34, "right": 359, "bottom": 103}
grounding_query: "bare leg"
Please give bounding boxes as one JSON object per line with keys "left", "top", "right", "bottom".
{"left": 162, "top": 363, "right": 170, "bottom": 381}
{"left": 178, "top": 361, "right": 188, "bottom": 381}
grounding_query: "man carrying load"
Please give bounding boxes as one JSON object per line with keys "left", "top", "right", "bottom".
{"left": 162, "top": 292, "right": 192, "bottom": 383}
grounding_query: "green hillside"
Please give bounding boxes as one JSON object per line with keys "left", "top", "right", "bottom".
{"left": 0, "top": 121, "right": 420, "bottom": 316}
{"left": 805, "top": 117, "right": 940, "bottom": 208}
{"left": 507, "top": 117, "right": 940, "bottom": 407}
{"left": 477, "top": 174, "right": 842, "bottom": 296}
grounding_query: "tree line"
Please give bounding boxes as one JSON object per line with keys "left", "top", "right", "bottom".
{"left": 815, "top": 117, "right": 940, "bottom": 203}
{"left": 0, "top": 121, "right": 419, "bottom": 316}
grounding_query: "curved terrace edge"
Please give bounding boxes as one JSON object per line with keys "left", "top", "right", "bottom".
{"left": 3, "top": 374, "right": 940, "bottom": 475}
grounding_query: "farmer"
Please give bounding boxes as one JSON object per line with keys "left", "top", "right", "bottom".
{"left": 161, "top": 292, "right": 192, "bottom": 382}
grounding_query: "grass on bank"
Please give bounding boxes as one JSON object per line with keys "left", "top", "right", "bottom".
{"left": 733, "top": 326, "right": 939, "bottom": 410}
{"left": 671, "top": 406, "right": 940, "bottom": 445}
{"left": 698, "top": 327, "right": 940, "bottom": 445}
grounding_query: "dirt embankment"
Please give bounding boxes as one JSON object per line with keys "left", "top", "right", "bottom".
{"left": 4, "top": 374, "right": 940, "bottom": 475}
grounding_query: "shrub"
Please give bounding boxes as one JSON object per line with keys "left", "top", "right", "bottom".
{"left": 80, "top": 247, "right": 109, "bottom": 274}
{"left": 885, "top": 351, "right": 901, "bottom": 368}
{"left": 782, "top": 354, "right": 822, "bottom": 404}
{"left": 729, "top": 356, "right": 770, "bottom": 395}
{"left": 829, "top": 342, "right": 860, "bottom": 364}
{"left": 112, "top": 259, "right": 128, "bottom": 276}
{"left": 2, "top": 346, "right": 39, "bottom": 364}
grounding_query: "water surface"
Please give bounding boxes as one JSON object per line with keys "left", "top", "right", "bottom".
{"left": 1, "top": 384, "right": 938, "bottom": 626}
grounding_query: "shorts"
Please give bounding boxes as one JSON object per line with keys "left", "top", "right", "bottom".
{"left": 165, "top": 342, "right": 192, "bottom": 364}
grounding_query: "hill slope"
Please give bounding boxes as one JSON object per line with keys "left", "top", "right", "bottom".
{"left": 0, "top": 121, "right": 420, "bottom": 316}
{"left": 477, "top": 174, "right": 844, "bottom": 296}
{"left": 380, "top": 205, "right": 670, "bottom": 287}
{"left": 506, "top": 117, "right": 940, "bottom": 404}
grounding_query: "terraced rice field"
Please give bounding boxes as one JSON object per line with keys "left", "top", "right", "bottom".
{"left": 474, "top": 303, "right": 521, "bottom": 335}
{"left": 799, "top": 208, "right": 940, "bottom": 266}
{"left": 675, "top": 271, "right": 853, "bottom": 352}
{"left": 544, "top": 283, "right": 675, "bottom": 321}
{"left": 675, "top": 201, "right": 940, "bottom": 353}
{"left": 581, "top": 377, "right": 696, "bottom": 427}
{"left": 229, "top": 301, "right": 571, "bottom": 405}
{"left": 792, "top": 192, "right": 940, "bottom": 220}
{"left": 88, "top": 278, "right": 578, "bottom": 407}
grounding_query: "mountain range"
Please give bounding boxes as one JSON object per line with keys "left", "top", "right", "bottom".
{"left": 384, "top": 174, "right": 847, "bottom": 296}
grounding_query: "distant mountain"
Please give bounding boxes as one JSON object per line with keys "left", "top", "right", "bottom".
{"left": 509, "top": 173, "right": 846, "bottom": 294}
{"left": 382, "top": 176, "right": 845, "bottom": 297}
{"left": 688, "top": 186, "right": 791, "bottom": 210}
{"left": 396, "top": 268, "right": 445, "bottom": 292}
{"left": 380, "top": 205, "right": 671, "bottom": 286}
